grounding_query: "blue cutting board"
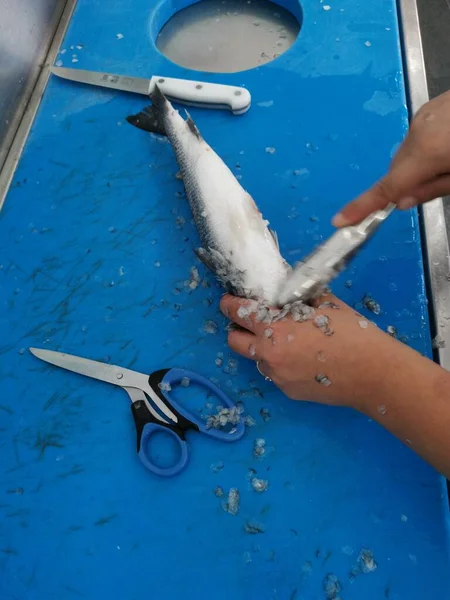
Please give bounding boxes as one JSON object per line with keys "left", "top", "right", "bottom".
{"left": 1, "top": 0, "right": 449, "bottom": 598}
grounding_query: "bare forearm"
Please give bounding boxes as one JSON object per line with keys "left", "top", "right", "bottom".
{"left": 356, "top": 345, "right": 450, "bottom": 479}
{"left": 220, "top": 293, "right": 450, "bottom": 478}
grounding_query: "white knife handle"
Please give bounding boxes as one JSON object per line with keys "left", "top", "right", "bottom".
{"left": 148, "top": 76, "right": 251, "bottom": 115}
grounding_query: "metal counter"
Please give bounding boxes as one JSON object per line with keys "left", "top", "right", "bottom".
{"left": 0, "top": 0, "right": 67, "bottom": 172}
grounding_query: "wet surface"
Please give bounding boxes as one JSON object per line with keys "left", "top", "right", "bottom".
{"left": 156, "top": 0, "right": 301, "bottom": 73}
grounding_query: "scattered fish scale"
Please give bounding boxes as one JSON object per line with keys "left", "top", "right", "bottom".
{"left": 158, "top": 382, "right": 172, "bottom": 392}
{"left": 362, "top": 293, "right": 381, "bottom": 315}
{"left": 253, "top": 438, "right": 266, "bottom": 457}
{"left": 244, "top": 520, "right": 265, "bottom": 534}
{"left": 223, "top": 488, "right": 240, "bottom": 515}
{"left": 351, "top": 548, "right": 378, "bottom": 578}
{"left": 187, "top": 266, "right": 200, "bottom": 290}
{"left": 318, "top": 301, "right": 340, "bottom": 309}
{"left": 433, "top": 335, "right": 446, "bottom": 349}
{"left": 205, "top": 406, "right": 240, "bottom": 429}
{"left": 247, "top": 467, "right": 257, "bottom": 480}
{"left": 260, "top": 407, "right": 271, "bottom": 422}
{"left": 214, "top": 486, "right": 224, "bottom": 497}
{"left": 315, "top": 374, "right": 332, "bottom": 387}
{"left": 250, "top": 300, "right": 315, "bottom": 324}
{"left": 359, "top": 549, "right": 377, "bottom": 573}
{"left": 237, "top": 305, "right": 253, "bottom": 320}
{"left": 313, "top": 315, "right": 333, "bottom": 335}
{"left": 203, "top": 319, "right": 218, "bottom": 334}
{"left": 210, "top": 461, "right": 224, "bottom": 473}
{"left": 224, "top": 358, "right": 238, "bottom": 374}
{"left": 323, "top": 574, "right": 342, "bottom": 599}
{"left": 251, "top": 477, "right": 269, "bottom": 492}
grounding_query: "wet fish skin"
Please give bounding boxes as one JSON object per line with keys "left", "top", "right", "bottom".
{"left": 126, "top": 86, "right": 290, "bottom": 305}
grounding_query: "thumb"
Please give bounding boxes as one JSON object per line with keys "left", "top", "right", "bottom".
{"left": 332, "top": 157, "right": 430, "bottom": 227}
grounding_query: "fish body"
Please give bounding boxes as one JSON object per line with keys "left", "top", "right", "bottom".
{"left": 127, "top": 87, "right": 289, "bottom": 305}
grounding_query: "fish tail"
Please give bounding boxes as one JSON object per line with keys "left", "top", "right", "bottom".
{"left": 126, "top": 84, "right": 168, "bottom": 136}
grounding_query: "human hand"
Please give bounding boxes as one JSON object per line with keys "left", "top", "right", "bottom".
{"left": 219, "top": 294, "right": 403, "bottom": 408}
{"left": 332, "top": 90, "right": 450, "bottom": 227}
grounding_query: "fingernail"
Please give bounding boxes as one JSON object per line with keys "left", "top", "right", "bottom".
{"left": 397, "top": 196, "right": 418, "bottom": 210}
{"left": 332, "top": 213, "right": 349, "bottom": 227}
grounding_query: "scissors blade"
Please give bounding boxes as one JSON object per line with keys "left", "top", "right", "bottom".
{"left": 49, "top": 66, "right": 150, "bottom": 95}
{"left": 29, "top": 348, "right": 178, "bottom": 422}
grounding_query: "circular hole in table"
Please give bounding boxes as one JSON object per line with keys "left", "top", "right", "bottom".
{"left": 156, "top": 0, "right": 301, "bottom": 73}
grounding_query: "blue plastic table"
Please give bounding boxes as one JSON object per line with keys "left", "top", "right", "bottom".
{"left": 1, "top": 0, "right": 449, "bottom": 598}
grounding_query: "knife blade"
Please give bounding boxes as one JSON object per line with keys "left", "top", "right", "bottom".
{"left": 277, "top": 204, "right": 396, "bottom": 305}
{"left": 49, "top": 66, "right": 251, "bottom": 115}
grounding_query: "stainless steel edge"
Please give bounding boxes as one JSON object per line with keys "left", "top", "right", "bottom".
{"left": 399, "top": 0, "right": 450, "bottom": 370}
{"left": 0, "top": 0, "right": 67, "bottom": 177}
{"left": 0, "top": 0, "right": 78, "bottom": 210}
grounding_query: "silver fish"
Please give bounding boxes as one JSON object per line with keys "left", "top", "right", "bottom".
{"left": 127, "top": 87, "right": 290, "bottom": 305}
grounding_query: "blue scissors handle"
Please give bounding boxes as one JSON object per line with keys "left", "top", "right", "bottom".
{"left": 139, "top": 422, "right": 188, "bottom": 478}
{"left": 131, "top": 368, "right": 245, "bottom": 477}
{"left": 154, "top": 368, "right": 246, "bottom": 442}
{"left": 130, "top": 398, "right": 190, "bottom": 478}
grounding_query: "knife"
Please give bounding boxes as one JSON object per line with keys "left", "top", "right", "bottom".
{"left": 277, "top": 204, "right": 396, "bottom": 305}
{"left": 49, "top": 66, "right": 251, "bottom": 115}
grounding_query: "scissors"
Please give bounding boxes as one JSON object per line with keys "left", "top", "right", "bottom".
{"left": 29, "top": 348, "right": 245, "bottom": 477}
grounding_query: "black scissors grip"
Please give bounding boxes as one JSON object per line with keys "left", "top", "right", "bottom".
{"left": 148, "top": 369, "right": 200, "bottom": 434}
{"left": 130, "top": 399, "right": 186, "bottom": 452}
